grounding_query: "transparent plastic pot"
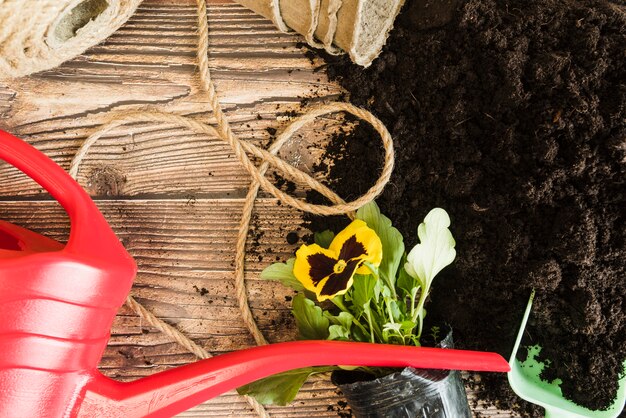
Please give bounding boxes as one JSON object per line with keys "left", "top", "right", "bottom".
{"left": 332, "top": 331, "right": 471, "bottom": 418}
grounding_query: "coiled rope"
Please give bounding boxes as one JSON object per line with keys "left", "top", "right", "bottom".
{"left": 68, "top": 0, "right": 394, "bottom": 415}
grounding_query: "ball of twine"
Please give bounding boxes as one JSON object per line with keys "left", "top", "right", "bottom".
{"left": 0, "top": 0, "right": 142, "bottom": 79}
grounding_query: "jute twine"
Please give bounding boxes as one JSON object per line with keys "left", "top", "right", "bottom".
{"left": 67, "top": 0, "right": 394, "bottom": 415}
{"left": 237, "top": 0, "right": 406, "bottom": 67}
{"left": 243, "top": 0, "right": 345, "bottom": 57}
{"left": 0, "top": 0, "right": 142, "bottom": 79}
{"left": 302, "top": 0, "right": 344, "bottom": 55}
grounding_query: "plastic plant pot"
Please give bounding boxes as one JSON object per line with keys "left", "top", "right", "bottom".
{"left": 332, "top": 331, "right": 471, "bottom": 418}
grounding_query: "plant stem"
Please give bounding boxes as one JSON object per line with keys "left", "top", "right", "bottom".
{"left": 412, "top": 286, "right": 429, "bottom": 338}
{"left": 409, "top": 287, "right": 418, "bottom": 319}
{"left": 384, "top": 297, "right": 395, "bottom": 324}
{"left": 364, "top": 305, "right": 376, "bottom": 343}
{"left": 331, "top": 296, "right": 349, "bottom": 313}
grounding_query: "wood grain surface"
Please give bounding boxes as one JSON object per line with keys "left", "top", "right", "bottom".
{"left": 0, "top": 1, "right": 514, "bottom": 416}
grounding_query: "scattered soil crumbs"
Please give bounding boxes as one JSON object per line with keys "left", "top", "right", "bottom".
{"left": 308, "top": 0, "right": 626, "bottom": 415}
{"left": 193, "top": 285, "right": 208, "bottom": 296}
{"left": 327, "top": 399, "right": 353, "bottom": 418}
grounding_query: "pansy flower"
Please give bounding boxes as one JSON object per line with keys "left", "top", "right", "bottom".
{"left": 293, "top": 220, "right": 383, "bottom": 301}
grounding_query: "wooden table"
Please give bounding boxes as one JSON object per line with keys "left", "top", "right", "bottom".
{"left": 0, "top": 1, "right": 514, "bottom": 416}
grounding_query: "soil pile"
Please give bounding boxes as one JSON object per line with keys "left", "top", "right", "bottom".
{"left": 308, "top": 0, "right": 626, "bottom": 415}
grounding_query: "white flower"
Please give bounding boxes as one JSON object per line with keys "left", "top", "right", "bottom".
{"left": 404, "top": 208, "right": 456, "bottom": 290}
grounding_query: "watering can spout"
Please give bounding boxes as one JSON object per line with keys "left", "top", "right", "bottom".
{"left": 76, "top": 341, "right": 510, "bottom": 418}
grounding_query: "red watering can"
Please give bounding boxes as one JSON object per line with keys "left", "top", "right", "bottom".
{"left": 0, "top": 130, "right": 510, "bottom": 418}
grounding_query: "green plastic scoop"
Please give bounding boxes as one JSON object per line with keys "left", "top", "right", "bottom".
{"left": 508, "top": 290, "right": 626, "bottom": 418}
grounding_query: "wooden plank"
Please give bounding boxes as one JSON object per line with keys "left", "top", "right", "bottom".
{"left": 0, "top": 199, "right": 303, "bottom": 342}
{"left": 0, "top": 110, "right": 341, "bottom": 199}
{"left": 0, "top": 0, "right": 339, "bottom": 198}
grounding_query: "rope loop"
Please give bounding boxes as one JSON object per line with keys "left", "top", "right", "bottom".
{"left": 70, "top": 104, "right": 393, "bottom": 217}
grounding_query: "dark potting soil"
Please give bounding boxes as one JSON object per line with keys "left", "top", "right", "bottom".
{"left": 305, "top": 0, "right": 626, "bottom": 415}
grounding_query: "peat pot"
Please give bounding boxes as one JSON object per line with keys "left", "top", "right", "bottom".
{"left": 331, "top": 332, "right": 471, "bottom": 418}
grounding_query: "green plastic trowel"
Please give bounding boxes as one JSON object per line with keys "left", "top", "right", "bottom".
{"left": 508, "top": 290, "right": 626, "bottom": 418}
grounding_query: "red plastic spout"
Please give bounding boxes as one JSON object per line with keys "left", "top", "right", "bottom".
{"left": 77, "top": 340, "right": 510, "bottom": 418}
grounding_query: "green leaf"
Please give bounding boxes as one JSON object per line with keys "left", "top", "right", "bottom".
{"left": 430, "top": 325, "right": 442, "bottom": 343}
{"left": 350, "top": 274, "right": 376, "bottom": 313}
{"left": 405, "top": 208, "right": 456, "bottom": 290}
{"left": 383, "top": 322, "right": 402, "bottom": 334}
{"left": 408, "top": 334, "right": 421, "bottom": 346}
{"left": 373, "top": 277, "right": 383, "bottom": 303}
{"left": 388, "top": 300, "right": 401, "bottom": 322}
{"left": 325, "top": 311, "right": 354, "bottom": 329}
{"left": 328, "top": 324, "right": 351, "bottom": 340}
{"left": 400, "top": 320, "right": 416, "bottom": 332}
{"left": 292, "top": 293, "right": 330, "bottom": 340}
{"left": 357, "top": 201, "right": 405, "bottom": 289}
{"left": 397, "top": 263, "right": 418, "bottom": 296}
{"left": 260, "top": 258, "right": 304, "bottom": 292}
{"left": 325, "top": 311, "right": 353, "bottom": 341}
{"left": 237, "top": 366, "right": 336, "bottom": 405}
{"left": 314, "top": 230, "right": 335, "bottom": 249}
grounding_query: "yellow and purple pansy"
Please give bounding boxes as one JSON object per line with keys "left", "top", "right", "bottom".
{"left": 293, "top": 220, "right": 383, "bottom": 301}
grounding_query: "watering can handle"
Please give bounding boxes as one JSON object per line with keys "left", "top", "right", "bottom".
{"left": 0, "top": 130, "right": 127, "bottom": 259}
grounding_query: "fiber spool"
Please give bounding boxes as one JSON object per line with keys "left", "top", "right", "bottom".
{"left": 234, "top": 0, "right": 406, "bottom": 67}
{"left": 0, "top": 0, "right": 142, "bottom": 79}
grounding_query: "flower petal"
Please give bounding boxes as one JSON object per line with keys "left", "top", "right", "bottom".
{"left": 329, "top": 220, "right": 383, "bottom": 273}
{"left": 293, "top": 244, "right": 337, "bottom": 294}
{"left": 308, "top": 253, "right": 337, "bottom": 284}
{"left": 318, "top": 259, "right": 361, "bottom": 301}
{"left": 338, "top": 234, "right": 367, "bottom": 260}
